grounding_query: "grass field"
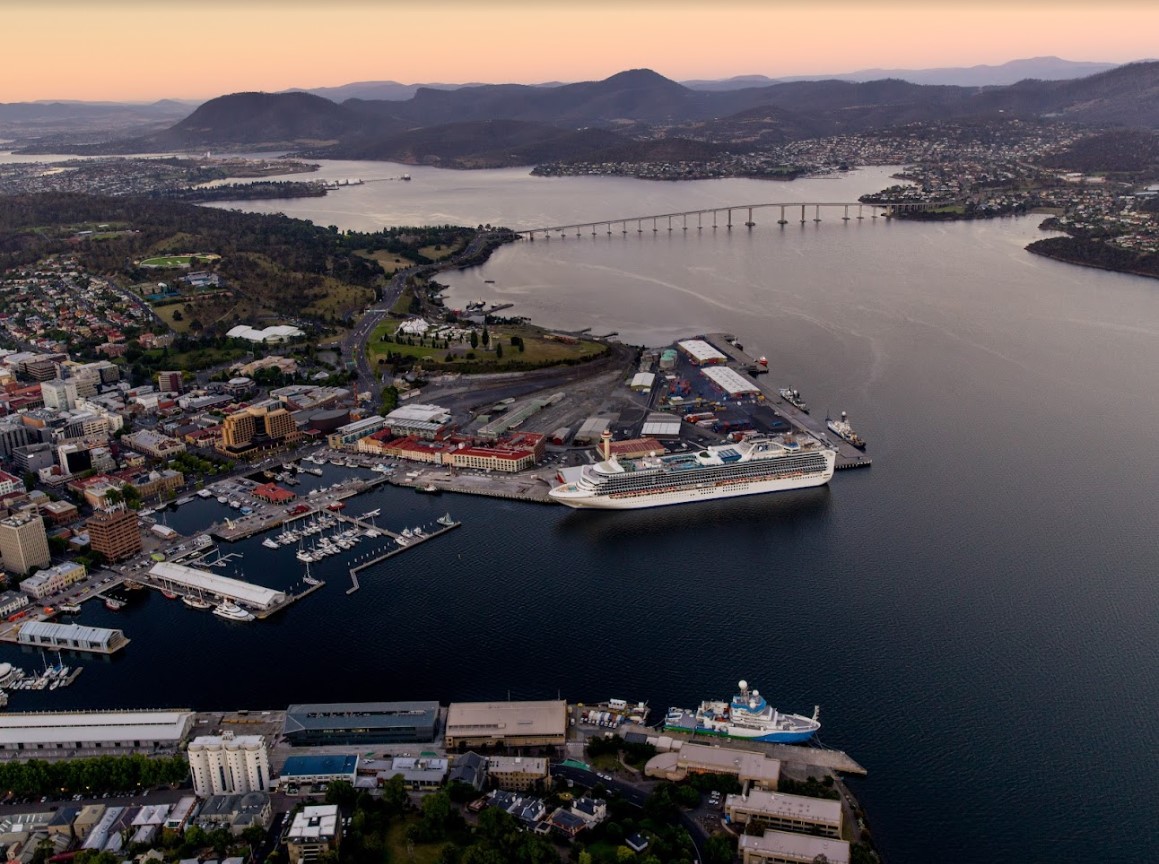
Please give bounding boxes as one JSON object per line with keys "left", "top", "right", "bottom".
{"left": 367, "top": 321, "right": 607, "bottom": 370}
{"left": 139, "top": 252, "right": 221, "bottom": 268}
{"left": 385, "top": 820, "right": 445, "bottom": 864}
{"left": 142, "top": 343, "right": 250, "bottom": 371}
{"left": 357, "top": 250, "right": 409, "bottom": 276}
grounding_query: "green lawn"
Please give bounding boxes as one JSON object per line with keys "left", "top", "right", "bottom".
{"left": 139, "top": 253, "right": 221, "bottom": 268}
{"left": 368, "top": 320, "right": 607, "bottom": 371}
{"left": 385, "top": 820, "right": 446, "bottom": 864}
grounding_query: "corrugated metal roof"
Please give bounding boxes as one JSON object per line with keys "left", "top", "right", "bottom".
{"left": 149, "top": 562, "right": 284, "bottom": 609}
{"left": 18, "top": 620, "right": 120, "bottom": 648}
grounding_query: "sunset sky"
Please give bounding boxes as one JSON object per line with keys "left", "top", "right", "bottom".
{"left": 4, "top": 0, "right": 1158, "bottom": 102}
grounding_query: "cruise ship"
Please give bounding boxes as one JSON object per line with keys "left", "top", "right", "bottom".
{"left": 665, "top": 680, "right": 820, "bottom": 743}
{"left": 549, "top": 430, "right": 835, "bottom": 510}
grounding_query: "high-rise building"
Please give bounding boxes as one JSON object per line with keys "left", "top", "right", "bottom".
{"left": 86, "top": 508, "right": 142, "bottom": 562}
{"left": 188, "top": 732, "right": 271, "bottom": 797}
{"left": 0, "top": 511, "right": 50, "bottom": 575}
{"left": 40, "top": 379, "right": 78, "bottom": 412}
{"left": 220, "top": 405, "right": 299, "bottom": 455}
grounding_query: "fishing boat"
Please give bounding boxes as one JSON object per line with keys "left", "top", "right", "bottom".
{"left": 261, "top": 538, "right": 279, "bottom": 549}
{"left": 437, "top": 513, "right": 456, "bottom": 527}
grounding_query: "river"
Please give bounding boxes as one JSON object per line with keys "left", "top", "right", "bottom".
{"left": 8, "top": 159, "right": 1159, "bottom": 862}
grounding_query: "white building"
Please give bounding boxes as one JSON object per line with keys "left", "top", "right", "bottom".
{"left": 0, "top": 709, "right": 193, "bottom": 759}
{"left": 227, "top": 325, "right": 304, "bottom": 344}
{"left": 188, "top": 731, "right": 271, "bottom": 797}
{"left": 40, "top": 379, "right": 78, "bottom": 412}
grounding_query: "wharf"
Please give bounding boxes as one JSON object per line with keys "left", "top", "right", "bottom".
{"left": 702, "top": 334, "right": 872, "bottom": 470}
{"left": 209, "top": 475, "right": 390, "bottom": 542}
{"left": 346, "top": 519, "right": 461, "bottom": 594}
{"left": 625, "top": 722, "right": 866, "bottom": 776}
{"left": 389, "top": 470, "right": 554, "bottom": 503}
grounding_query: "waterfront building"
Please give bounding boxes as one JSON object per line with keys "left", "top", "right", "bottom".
{"left": 86, "top": 508, "right": 142, "bottom": 562}
{"left": 19, "top": 561, "right": 86, "bottom": 599}
{"left": 701, "top": 365, "right": 761, "bottom": 398}
{"left": 286, "top": 804, "right": 341, "bottom": 864}
{"left": 0, "top": 510, "right": 50, "bottom": 575}
{"left": 382, "top": 404, "right": 453, "bottom": 440}
{"left": 724, "top": 789, "right": 843, "bottom": 839}
{"left": 188, "top": 731, "right": 271, "bottom": 796}
{"left": 738, "top": 829, "right": 850, "bottom": 864}
{"left": 282, "top": 701, "right": 439, "bottom": 746}
{"left": 0, "top": 709, "right": 192, "bottom": 760}
{"left": 325, "top": 415, "right": 387, "bottom": 450}
{"left": 486, "top": 756, "right": 550, "bottom": 791}
{"left": 644, "top": 742, "right": 781, "bottom": 791}
{"left": 630, "top": 372, "right": 656, "bottom": 391}
{"left": 447, "top": 432, "right": 545, "bottom": 472}
{"left": 277, "top": 755, "right": 358, "bottom": 789}
{"left": 251, "top": 483, "right": 295, "bottom": 504}
{"left": 0, "top": 590, "right": 29, "bottom": 617}
{"left": 125, "top": 468, "right": 184, "bottom": 501}
{"left": 677, "top": 339, "right": 726, "bottom": 365}
{"left": 17, "top": 620, "right": 128, "bottom": 653}
{"left": 444, "top": 700, "right": 567, "bottom": 750}
{"left": 149, "top": 562, "right": 285, "bottom": 611}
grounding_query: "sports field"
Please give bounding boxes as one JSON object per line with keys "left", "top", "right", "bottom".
{"left": 139, "top": 253, "right": 220, "bottom": 268}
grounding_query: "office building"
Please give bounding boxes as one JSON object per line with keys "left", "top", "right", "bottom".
{"left": 283, "top": 702, "right": 439, "bottom": 746}
{"left": 0, "top": 511, "right": 50, "bottom": 575}
{"left": 157, "top": 371, "right": 183, "bottom": 393}
{"left": 40, "top": 379, "right": 78, "bottom": 412}
{"left": 486, "top": 756, "right": 550, "bottom": 791}
{"left": 738, "top": 829, "right": 851, "bottom": 864}
{"left": 724, "top": 789, "right": 843, "bottom": 839}
{"left": 286, "top": 805, "right": 341, "bottom": 864}
{"left": 188, "top": 732, "right": 271, "bottom": 797}
{"left": 86, "top": 508, "right": 142, "bottom": 562}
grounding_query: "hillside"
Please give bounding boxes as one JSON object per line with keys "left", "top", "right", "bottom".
{"left": 28, "top": 63, "right": 1159, "bottom": 166}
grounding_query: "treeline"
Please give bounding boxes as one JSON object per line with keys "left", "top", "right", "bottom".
{"left": 1026, "top": 236, "right": 1159, "bottom": 279}
{"left": 158, "top": 182, "right": 327, "bottom": 203}
{"left": 0, "top": 753, "right": 188, "bottom": 796}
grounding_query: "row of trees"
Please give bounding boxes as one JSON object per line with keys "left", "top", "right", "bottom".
{"left": 0, "top": 754, "right": 188, "bottom": 796}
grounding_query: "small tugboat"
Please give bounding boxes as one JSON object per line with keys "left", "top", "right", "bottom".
{"left": 826, "top": 411, "right": 866, "bottom": 450}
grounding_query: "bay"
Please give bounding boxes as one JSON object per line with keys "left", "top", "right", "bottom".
{"left": 8, "top": 160, "right": 1159, "bottom": 862}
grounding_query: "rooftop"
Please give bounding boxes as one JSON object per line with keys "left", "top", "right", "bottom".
{"left": 287, "top": 804, "right": 339, "bottom": 842}
{"left": 445, "top": 700, "right": 567, "bottom": 739}
{"left": 0, "top": 709, "right": 192, "bottom": 746}
{"left": 280, "top": 754, "right": 359, "bottom": 778}
{"left": 284, "top": 701, "right": 439, "bottom": 733}
{"left": 738, "top": 829, "right": 850, "bottom": 864}
{"left": 726, "top": 788, "right": 842, "bottom": 825}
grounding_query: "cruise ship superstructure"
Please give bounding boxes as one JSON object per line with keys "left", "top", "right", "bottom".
{"left": 549, "top": 430, "right": 835, "bottom": 510}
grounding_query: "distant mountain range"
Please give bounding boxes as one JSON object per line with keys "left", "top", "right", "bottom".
{"left": 9, "top": 61, "right": 1159, "bottom": 167}
{"left": 680, "top": 57, "right": 1122, "bottom": 90}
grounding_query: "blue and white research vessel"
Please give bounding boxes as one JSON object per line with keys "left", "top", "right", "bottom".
{"left": 665, "top": 679, "right": 820, "bottom": 743}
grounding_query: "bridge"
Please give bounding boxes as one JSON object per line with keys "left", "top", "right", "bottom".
{"left": 515, "top": 200, "right": 942, "bottom": 239}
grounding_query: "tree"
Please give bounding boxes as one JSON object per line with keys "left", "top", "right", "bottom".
{"left": 104, "top": 488, "right": 123, "bottom": 505}
{"left": 470, "top": 329, "right": 479, "bottom": 349}
{"left": 22, "top": 471, "right": 36, "bottom": 491}
{"left": 495, "top": 342, "right": 503, "bottom": 359}
{"left": 481, "top": 328, "right": 490, "bottom": 347}
{"left": 241, "top": 825, "right": 268, "bottom": 848}
{"left": 703, "top": 834, "right": 737, "bottom": 864}
{"left": 325, "top": 779, "right": 357, "bottom": 810}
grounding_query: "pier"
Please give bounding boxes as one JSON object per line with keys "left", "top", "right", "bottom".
{"left": 208, "top": 474, "right": 390, "bottom": 542}
{"left": 515, "top": 201, "right": 943, "bottom": 240}
{"left": 345, "top": 518, "right": 461, "bottom": 593}
{"left": 701, "top": 334, "right": 872, "bottom": 471}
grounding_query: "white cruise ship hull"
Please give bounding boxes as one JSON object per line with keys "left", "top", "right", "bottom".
{"left": 550, "top": 469, "right": 832, "bottom": 510}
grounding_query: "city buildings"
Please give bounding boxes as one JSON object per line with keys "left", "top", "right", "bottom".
{"left": 19, "top": 561, "right": 86, "bottom": 599}
{"left": 0, "top": 510, "right": 50, "bottom": 575}
{"left": 0, "top": 709, "right": 192, "bottom": 760}
{"left": 444, "top": 700, "right": 568, "bottom": 749}
{"left": 219, "top": 404, "right": 300, "bottom": 457}
{"left": 187, "top": 732, "right": 271, "bottom": 797}
{"left": 738, "top": 829, "right": 851, "bottom": 864}
{"left": 86, "top": 508, "right": 142, "bottom": 562}
{"left": 724, "top": 789, "right": 843, "bottom": 839}
{"left": 486, "top": 756, "right": 551, "bottom": 791}
{"left": 282, "top": 702, "right": 439, "bottom": 746}
{"left": 285, "top": 805, "right": 341, "bottom": 864}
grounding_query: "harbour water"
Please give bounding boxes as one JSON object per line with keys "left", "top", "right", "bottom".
{"left": 6, "top": 160, "right": 1159, "bottom": 862}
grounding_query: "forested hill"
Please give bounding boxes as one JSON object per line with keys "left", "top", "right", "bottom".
{"left": 0, "top": 194, "right": 383, "bottom": 325}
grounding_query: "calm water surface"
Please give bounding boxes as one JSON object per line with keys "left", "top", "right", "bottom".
{"left": 9, "top": 162, "right": 1159, "bottom": 863}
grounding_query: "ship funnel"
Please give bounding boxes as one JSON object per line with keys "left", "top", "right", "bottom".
{"left": 600, "top": 428, "right": 613, "bottom": 461}
{"left": 738, "top": 679, "right": 748, "bottom": 692}
{"left": 841, "top": 411, "right": 847, "bottom": 421}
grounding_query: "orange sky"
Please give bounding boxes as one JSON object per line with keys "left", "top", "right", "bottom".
{"left": 4, "top": 0, "right": 1158, "bottom": 102}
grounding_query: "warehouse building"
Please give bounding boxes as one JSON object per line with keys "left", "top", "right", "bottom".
{"left": 644, "top": 742, "right": 780, "bottom": 791}
{"left": 0, "top": 709, "right": 192, "bottom": 759}
{"left": 277, "top": 755, "right": 359, "bottom": 790}
{"left": 283, "top": 702, "right": 439, "bottom": 746}
{"left": 724, "top": 789, "right": 843, "bottom": 838}
{"left": 738, "top": 829, "right": 850, "bottom": 864}
{"left": 677, "top": 339, "right": 726, "bottom": 365}
{"left": 444, "top": 700, "right": 567, "bottom": 750}
{"left": 16, "top": 621, "right": 129, "bottom": 654}
{"left": 148, "top": 562, "right": 285, "bottom": 611}
{"left": 700, "top": 365, "right": 761, "bottom": 397}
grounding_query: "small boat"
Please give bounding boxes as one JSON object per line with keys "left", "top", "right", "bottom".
{"left": 104, "top": 598, "right": 124, "bottom": 611}
{"left": 57, "top": 603, "right": 82, "bottom": 615}
{"left": 416, "top": 483, "right": 440, "bottom": 494}
{"left": 261, "top": 538, "right": 279, "bottom": 549}
{"left": 395, "top": 536, "right": 410, "bottom": 547}
{"left": 229, "top": 500, "right": 241, "bottom": 509}
{"left": 197, "top": 489, "right": 213, "bottom": 498}
{"left": 213, "top": 601, "right": 254, "bottom": 622}
{"left": 327, "top": 501, "right": 345, "bottom": 511}
{"left": 182, "top": 594, "right": 212, "bottom": 610}
{"left": 217, "top": 496, "right": 228, "bottom": 504}
{"left": 162, "top": 591, "right": 178, "bottom": 600}
{"left": 437, "top": 513, "right": 455, "bottom": 527}
{"left": 826, "top": 411, "right": 866, "bottom": 450}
